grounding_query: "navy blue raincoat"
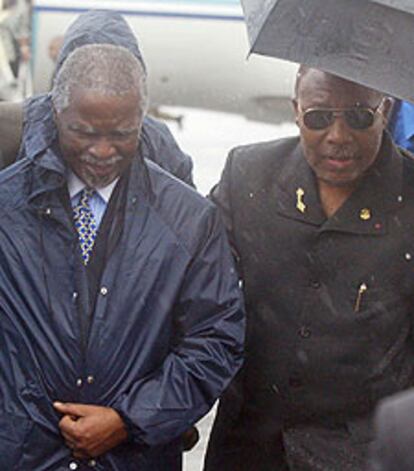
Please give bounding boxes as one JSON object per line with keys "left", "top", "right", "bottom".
{"left": 0, "top": 11, "right": 244, "bottom": 471}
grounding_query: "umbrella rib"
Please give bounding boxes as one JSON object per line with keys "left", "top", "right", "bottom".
{"left": 249, "top": 1, "right": 283, "bottom": 54}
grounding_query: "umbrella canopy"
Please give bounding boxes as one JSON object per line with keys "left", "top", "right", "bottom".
{"left": 241, "top": 0, "right": 414, "bottom": 101}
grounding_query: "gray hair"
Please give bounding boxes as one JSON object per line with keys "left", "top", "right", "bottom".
{"left": 52, "top": 44, "right": 148, "bottom": 114}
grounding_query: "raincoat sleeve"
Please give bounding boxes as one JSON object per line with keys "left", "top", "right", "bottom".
{"left": 112, "top": 205, "right": 245, "bottom": 446}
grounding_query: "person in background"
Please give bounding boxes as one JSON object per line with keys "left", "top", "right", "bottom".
{"left": 370, "top": 388, "right": 414, "bottom": 471}
{"left": 387, "top": 99, "right": 414, "bottom": 154}
{"left": 204, "top": 66, "right": 414, "bottom": 470}
{"left": 48, "top": 34, "right": 64, "bottom": 64}
{"left": 0, "top": 0, "right": 30, "bottom": 100}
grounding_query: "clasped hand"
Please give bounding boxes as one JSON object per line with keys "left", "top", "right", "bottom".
{"left": 54, "top": 402, "right": 128, "bottom": 460}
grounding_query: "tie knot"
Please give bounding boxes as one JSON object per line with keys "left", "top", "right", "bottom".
{"left": 79, "top": 188, "right": 95, "bottom": 205}
{"left": 84, "top": 187, "right": 95, "bottom": 197}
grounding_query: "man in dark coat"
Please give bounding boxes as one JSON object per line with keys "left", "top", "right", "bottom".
{"left": 370, "top": 388, "right": 414, "bottom": 471}
{"left": 204, "top": 67, "right": 414, "bottom": 470}
{"left": 0, "top": 23, "right": 244, "bottom": 471}
{"left": 0, "top": 10, "right": 194, "bottom": 187}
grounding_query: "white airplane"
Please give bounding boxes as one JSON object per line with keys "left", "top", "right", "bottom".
{"left": 31, "top": 0, "right": 297, "bottom": 122}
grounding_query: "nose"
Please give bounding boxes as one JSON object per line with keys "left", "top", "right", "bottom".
{"left": 325, "top": 115, "right": 354, "bottom": 145}
{"left": 89, "top": 137, "right": 116, "bottom": 160}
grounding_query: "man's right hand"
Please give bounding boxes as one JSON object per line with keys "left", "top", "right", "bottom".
{"left": 54, "top": 402, "right": 128, "bottom": 459}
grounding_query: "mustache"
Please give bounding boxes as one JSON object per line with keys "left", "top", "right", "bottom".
{"left": 79, "top": 153, "right": 123, "bottom": 166}
{"left": 324, "top": 146, "right": 358, "bottom": 160}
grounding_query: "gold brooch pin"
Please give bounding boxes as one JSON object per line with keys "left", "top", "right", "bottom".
{"left": 354, "top": 283, "right": 368, "bottom": 312}
{"left": 296, "top": 188, "right": 306, "bottom": 213}
{"left": 359, "top": 208, "right": 371, "bottom": 221}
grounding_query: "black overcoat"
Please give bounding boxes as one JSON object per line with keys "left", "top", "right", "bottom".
{"left": 205, "top": 135, "right": 414, "bottom": 470}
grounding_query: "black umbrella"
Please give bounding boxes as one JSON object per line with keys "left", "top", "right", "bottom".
{"left": 241, "top": 0, "right": 414, "bottom": 101}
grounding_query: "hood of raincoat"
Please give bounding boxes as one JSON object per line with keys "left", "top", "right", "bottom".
{"left": 55, "top": 10, "right": 146, "bottom": 77}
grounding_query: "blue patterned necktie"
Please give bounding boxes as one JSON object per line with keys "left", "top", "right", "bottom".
{"left": 73, "top": 188, "right": 97, "bottom": 265}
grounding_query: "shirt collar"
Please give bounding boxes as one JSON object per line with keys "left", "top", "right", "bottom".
{"left": 67, "top": 171, "right": 119, "bottom": 203}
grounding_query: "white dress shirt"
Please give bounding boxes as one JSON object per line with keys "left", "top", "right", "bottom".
{"left": 67, "top": 171, "right": 119, "bottom": 229}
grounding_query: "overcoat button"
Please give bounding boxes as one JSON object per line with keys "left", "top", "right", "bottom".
{"left": 87, "top": 375, "right": 95, "bottom": 385}
{"left": 76, "top": 378, "right": 83, "bottom": 388}
{"left": 359, "top": 208, "right": 371, "bottom": 220}
{"left": 88, "top": 459, "right": 97, "bottom": 467}
{"left": 310, "top": 280, "right": 320, "bottom": 289}
{"left": 299, "top": 326, "right": 311, "bottom": 338}
{"left": 69, "top": 462, "right": 79, "bottom": 470}
{"left": 100, "top": 286, "right": 108, "bottom": 296}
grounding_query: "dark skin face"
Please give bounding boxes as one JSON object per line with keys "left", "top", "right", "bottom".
{"left": 293, "top": 69, "right": 393, "bottom": 189}
{"left": 55, "top": 88, "right": 142, "bottom": 188}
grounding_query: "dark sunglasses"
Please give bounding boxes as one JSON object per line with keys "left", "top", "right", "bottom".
{"left": 299, "top": 99, "right": 385, "bottom": 131}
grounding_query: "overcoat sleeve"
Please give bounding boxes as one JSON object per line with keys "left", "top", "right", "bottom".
{"left": 206, "top": 150, "right": 250, "bottom": 451}
{"left": 210, "top": 150, "right": 241, "bottom": 267}
{"left": 112, "top": 205, "right": 245, "bottom": 446}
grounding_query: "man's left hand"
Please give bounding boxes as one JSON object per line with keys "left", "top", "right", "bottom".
{"left": 54, "top": 402, "right": 128, "bottom": 459}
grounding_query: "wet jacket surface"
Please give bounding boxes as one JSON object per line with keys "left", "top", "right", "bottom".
{"left": 205, "top": 135, "right": 414, "bottom": 470}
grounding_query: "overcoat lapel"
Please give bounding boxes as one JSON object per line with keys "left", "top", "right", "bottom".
{"left": 272, "top": 142, "right": 326, "bottom": 226}
{"left": 272, "top": 134, "right": 403, "bottom": 236}
{"left": 322, "top": 137, "right": 403, "bottom": 235}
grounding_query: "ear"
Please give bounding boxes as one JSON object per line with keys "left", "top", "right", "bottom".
{"left": 51, "top": 102, "right": 64, "bottom": 134}
{"left": 292, "top": 99, "right": 300, "bottom": 126}
{"left": 51, "top": 101, "right": 58, "bottom": 123}
{"left": 380, "top": 96, "right": 394, "bottom": 125}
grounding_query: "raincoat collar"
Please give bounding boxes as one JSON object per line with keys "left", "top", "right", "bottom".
{"left": 22, "top": 94, "right": 56, "bottom": 161}
{"left": 26, "top": 146, "right": 67, "bottom": 206}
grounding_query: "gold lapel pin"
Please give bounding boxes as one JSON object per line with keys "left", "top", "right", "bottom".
{"left": 296, "top": 188, "right": 306, "bottom": 213}
{"left": 359, "top": 208, "right": 371, "bottom": 221}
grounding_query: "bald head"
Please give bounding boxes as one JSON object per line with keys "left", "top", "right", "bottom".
{"left": 294, "top": 66, "right": 384, "bottom": 102}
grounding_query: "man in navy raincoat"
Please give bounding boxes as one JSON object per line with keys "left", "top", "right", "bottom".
{"left": 0, "top": 13, "right": 244, "bottom": 471}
